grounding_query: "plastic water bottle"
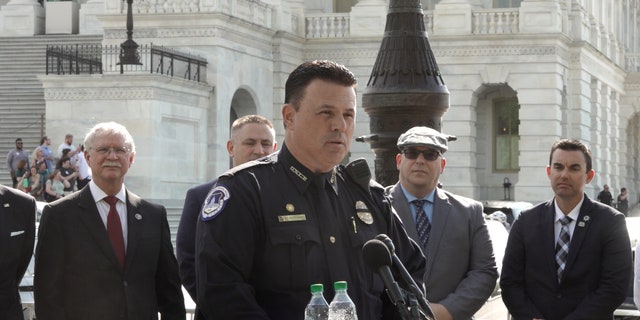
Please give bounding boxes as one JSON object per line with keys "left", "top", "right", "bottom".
{"left": 328, "top": 281, "right": 357, "bottom": 320}
{"left": 304, "top": 283, "right": 329, "bottom": 320}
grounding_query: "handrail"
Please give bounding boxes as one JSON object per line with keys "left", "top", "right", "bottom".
{"left": 45, "top": 44, "right": 208, "bottom": 83}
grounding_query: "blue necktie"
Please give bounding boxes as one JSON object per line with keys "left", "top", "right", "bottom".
{"left": 555, "top": 216, "right": 572, "bottom": 282}
{"left": 412, "top": 199, "right": 431, "bottom": 249}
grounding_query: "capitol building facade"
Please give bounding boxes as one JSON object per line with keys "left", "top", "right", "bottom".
{"left": 1, "top": 0, "right": 638, "bottom": 209}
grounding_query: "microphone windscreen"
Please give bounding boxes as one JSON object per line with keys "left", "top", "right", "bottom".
{"left": 375, "top": 234, "right": 396, "bottom": 253}
{"left": 362, "top": 239, "right": 393, "bottom": 271}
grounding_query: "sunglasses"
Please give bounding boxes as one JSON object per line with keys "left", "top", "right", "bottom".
{"left": 402, "top": 149, "right": 441, "bottom": 161}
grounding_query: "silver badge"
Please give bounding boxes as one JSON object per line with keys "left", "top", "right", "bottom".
{"left": 135, "top": 213, "right": 142, "bottom": 220}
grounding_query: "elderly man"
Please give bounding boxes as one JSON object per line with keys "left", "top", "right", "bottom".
{"left": 34, "top": 122, "right": 185, "bottom": 320}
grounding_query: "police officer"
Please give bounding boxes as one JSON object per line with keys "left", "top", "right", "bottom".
{"left": 195, "top": 60, "right": 426, "bottom": 319}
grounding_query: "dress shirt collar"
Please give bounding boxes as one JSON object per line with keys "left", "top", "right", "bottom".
{"left": 89, "top": 180, "right": 127, "bottom": 204}
{"left": 553, "top": 195, "right": 583, "bottom": 223}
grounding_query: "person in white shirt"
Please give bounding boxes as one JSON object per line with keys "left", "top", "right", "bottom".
{"left": 75, "top": 144, "right": 91, "bottom": 189}
{"left": 57, "top": 134, "right": 80, "bottom": 160}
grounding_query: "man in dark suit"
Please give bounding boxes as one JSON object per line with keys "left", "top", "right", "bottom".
{"left": 387, "top": 126, "right": 498, "bottom": 320}
{"left": 0, "top": 184, "right": 36, "bottom": 320}
{"left": 501, "top": 138, "right": 632, "bottom": 320}
{"left": 34, "top": 122, "right": 185, "bottom": 320}
{"left": 176, "top": 115, "right": 276, "bottom": 318}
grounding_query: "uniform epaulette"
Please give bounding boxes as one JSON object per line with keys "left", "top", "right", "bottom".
{"left": 218, "top": 151, "right": 278, "bottom": 179}
{"left": 369, "top": 179, "right": 384, "bottom": 191}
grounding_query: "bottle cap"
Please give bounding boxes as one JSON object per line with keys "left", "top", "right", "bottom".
{"left": 310, "top": 283, "right": 323, "bottom": 293}
{"left": 334, "top": 281, "right": 347, "bottom": 291}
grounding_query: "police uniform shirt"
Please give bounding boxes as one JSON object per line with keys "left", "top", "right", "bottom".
{"left": 195, "top": 143, "right": 426, "bottom": 320}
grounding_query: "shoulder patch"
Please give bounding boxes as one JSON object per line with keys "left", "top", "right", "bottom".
{"left": 201, "top": 186, "right": 231, "bottom": 221}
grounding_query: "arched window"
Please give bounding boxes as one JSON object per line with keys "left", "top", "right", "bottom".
{"left": 494, "top": 97, "right": 520, "bottom": 172}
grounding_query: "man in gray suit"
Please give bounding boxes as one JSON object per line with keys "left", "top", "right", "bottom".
{"left": 34, "top": 122, "right": 185, "bottom": 320}
{"left": 386, "top": 126, "right": 498, "bottom": 320}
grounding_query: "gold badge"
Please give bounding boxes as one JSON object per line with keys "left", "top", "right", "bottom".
{"left": 285, "top": 203, "right": 295, "bottom": 212}
{"left": 355, "top": 201, "right": 374, "bottom": 224}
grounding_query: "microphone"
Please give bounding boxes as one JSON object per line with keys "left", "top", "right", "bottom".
{"left": 362, "top": 239, "right": 407, "bottom": 307}
{"left": 375, "top": 234, "right": 435, "bottom": 319}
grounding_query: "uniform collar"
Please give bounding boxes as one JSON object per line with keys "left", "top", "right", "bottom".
{"left": 279, "top": 143, "right": 338, "bottom": 195}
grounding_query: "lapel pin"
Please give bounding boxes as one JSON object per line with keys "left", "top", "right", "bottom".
{"left": 578, "top": 221, "right": 585, "bottom": 227}
{"left": 3, "top": 203, "right": 9, "bottom": 207}
{"left": 583, "top": 215, "right": 590, "bottom": 222}
{"left": 135, "top": 213, "right": 142, "bottom": 220}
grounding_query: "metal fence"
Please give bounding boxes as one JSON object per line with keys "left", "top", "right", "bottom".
{"left": 46, "top": 44, "right": 208, "bottom": 83}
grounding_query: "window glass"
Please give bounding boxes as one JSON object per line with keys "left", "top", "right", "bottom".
{"left": 493, "top": 0, "right": 522, "bottom": 8}
{"left": 494, "top": 98, "right": 520, "bottom": 171}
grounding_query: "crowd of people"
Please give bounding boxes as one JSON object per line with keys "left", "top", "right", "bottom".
{"left": 1, "top": 60, "right": 639, "bottom": 320}
{"left": 6, "top": 134, "right": 92, "bottom": 202}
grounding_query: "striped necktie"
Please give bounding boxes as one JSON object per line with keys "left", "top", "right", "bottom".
{"left": 412, "top": 199, "right": 431, "bottom": 249}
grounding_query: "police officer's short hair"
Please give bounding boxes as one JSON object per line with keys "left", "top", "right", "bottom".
{"left": 284, "top": 60, "right": 357, "bottom": 109}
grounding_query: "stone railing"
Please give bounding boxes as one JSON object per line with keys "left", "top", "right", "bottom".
{"left": 472, "top": 8, "right": 519, "bottom": 34}
{"left": 129, "top": 0, "right": 272, "bottom": 29}
{"left": 305, "top": 13, "right": 350, "bottom": 38}
{"left": 304, "top": 8, "right": 520, "bottom": 39}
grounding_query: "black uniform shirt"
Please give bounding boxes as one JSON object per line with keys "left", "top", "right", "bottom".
{"left": 195, "top": 143, "right": 425, "bottom": 320}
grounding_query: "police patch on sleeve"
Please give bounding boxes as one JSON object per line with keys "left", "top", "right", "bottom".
{"left": 201, "top": 186, "right": 231, "bottom": 221}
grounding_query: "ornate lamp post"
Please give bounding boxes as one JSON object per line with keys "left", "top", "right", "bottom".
{"left": 360, "top": 0, "right": 450, "bottom": 186}
{"left": 118, "top": 0, "right": 142, "bottom": 71}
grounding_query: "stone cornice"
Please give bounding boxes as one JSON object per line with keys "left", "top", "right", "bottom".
{"left": 434, "top": 45, "right": 558, "bottom": 57}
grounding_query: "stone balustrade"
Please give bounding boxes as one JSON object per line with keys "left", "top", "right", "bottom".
{"left": 305, "top": 13, "right": 349, "bottom": 38}
{"left": 472, "top": 8, "right": 519, "bottom": 34}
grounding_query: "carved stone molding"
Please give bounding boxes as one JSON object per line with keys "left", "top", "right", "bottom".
{"left": 433, "top": 45, "right": 558, "bottom": 57}
{"left": 45, "top": 87, "right": 154, "bottom": 100}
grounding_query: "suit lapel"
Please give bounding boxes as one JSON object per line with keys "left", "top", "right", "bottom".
{"left": 563, "top": 197, "right": 594, "bottom": 275}
{"left": 389, "top": 184, "right": 419, "bottom": 241}
{"left": 124, "top": 191, "right": 143, "bottom": 273}
{"left": 425, "top": 189, "right": 451, "bottom": 279}
{"left": 75, "top": 188, "right": 124, "bottom": 270}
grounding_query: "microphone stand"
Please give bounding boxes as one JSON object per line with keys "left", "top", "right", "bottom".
{"left": 376, "top": 234, "right": 436, "bottom": 320}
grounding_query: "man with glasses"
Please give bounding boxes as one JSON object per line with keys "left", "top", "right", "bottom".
{"left": 6, "top": 138, "right": 30, "bottom": 188}
{"left": 386, "top": 126, "right": 497, "bottom": 320}
{"left": 34, "top": 122, "right": 185, "bottom": 320}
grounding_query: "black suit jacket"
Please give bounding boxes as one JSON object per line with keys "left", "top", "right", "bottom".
{"left": 34, "top": 186, "right": 185, "bottom": 320}
{"left": 176, "top": 179, "right": 215, "bottom": 320}
{"left": 0, "top": 185, "right": 36, "bottom": 320}
{"left": 500, "top": 195, "right": 632, "bottom": 320}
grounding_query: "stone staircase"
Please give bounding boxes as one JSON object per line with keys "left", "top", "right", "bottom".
{"left": 0, "top": 34, "right": 102, "bottom": 187}
{"left": 0, "top": 34, "right": 188, "bottom": 246}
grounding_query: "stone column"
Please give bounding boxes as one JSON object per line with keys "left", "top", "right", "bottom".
{"left": 0, "top": 0, "right": 44, "bottom": 36}
{"left": 349, "top": 0, "right": 387, "bottom": 37}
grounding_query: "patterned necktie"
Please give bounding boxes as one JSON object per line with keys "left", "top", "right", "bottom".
{"left": 104, "top": 196, "right": 125, "bottom": 268}
{"left": 412, "top": 199, "right": 431, "bottom": 249}
{"left": 555, "top": 216, "right": 572, "bottom": 282}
